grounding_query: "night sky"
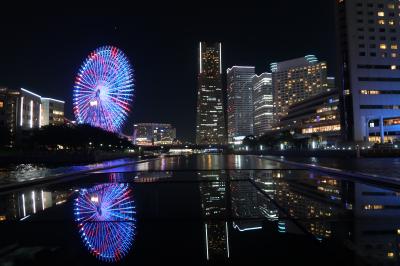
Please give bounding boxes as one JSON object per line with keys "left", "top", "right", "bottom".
{"left": 0, "top": 2, "right": 336, "bottom": 142}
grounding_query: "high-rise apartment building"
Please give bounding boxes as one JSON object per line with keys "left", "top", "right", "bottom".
{"left": 335, "top": 0, "right": 400, "bottom": 143}
{"left": 196, "top": 42, "right": 226, "bottom": 145}
{"left": 270, "top": 55, "right": 328, "bottom": 126}
{"left": 226, "top": 66, "right": 255, "bottom": 143}
{"left": 252, "top": 72, "right": 273, "bottom": 137}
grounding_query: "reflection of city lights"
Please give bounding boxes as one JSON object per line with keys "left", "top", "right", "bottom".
{"left": 31, "top": 191, "right": 36, "bottom": 214}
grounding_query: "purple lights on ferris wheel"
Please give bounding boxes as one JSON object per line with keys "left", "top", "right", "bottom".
{"left": 74, "top": 183, "right": 136, "bottom": 262}
{"left": 73, "top": 46, "right": 134, "bottom": 132}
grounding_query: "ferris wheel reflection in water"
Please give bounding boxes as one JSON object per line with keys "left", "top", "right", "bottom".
{"left": 73, "top": 183, "right": 136, "bottom": 262}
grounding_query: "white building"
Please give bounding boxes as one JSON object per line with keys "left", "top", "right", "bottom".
{"left": 20, "top": 88, "right": 41, "bottom": 129}
{"left": 40, "top": 98, "right": 65, "bottom": 126}
{"left": 252, "top": 73, "right": 273, "bottom": 137}
{"left": 336, "top": 0, "right": 400, "bottom": 143}
{"left": 270, "top": 56, "right": 328, "bottom": 126}
{"left": 226, "top": 66, "right": 255, "bottom": 143}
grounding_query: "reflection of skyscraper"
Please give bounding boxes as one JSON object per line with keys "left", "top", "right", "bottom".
{"left": 353, "top": 183, "right": 400, "bottom": 264}
{"left": 196, "top": 42, "right": 226, "bottom": 145}
{"left": 252, "top": 170, "right": 351, "bottom": 240}
{"left": 198, "top": 171, "right": 229, "bottom": 260}
{"left": 0, "top": 189, "right": 65, "bottom": 221}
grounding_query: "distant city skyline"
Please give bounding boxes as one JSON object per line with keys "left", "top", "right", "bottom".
{"left": 0, "top": 3, "right": 336, "bottom": 142}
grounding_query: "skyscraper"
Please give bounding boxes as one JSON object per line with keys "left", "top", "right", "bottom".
{"left": 271, "top": 56, "right": 328, "bottom": 126}
{"left": 226, "top": 66, "right": 255, "bottom": 143}
{"left": 335, "top": 0, "right": 400, "bottom": 143}
{"left": 196, "top": 42, "right": 226, "bottom": 145}
{"left": 252, "top": 72, "right": 273, "bottom": 137}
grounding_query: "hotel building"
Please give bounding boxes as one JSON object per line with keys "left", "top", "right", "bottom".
{"left": 335, "top": 0, "right": 400, "bottom": 143}
{"left": 196, "top": 42, "right": 227, "bottom": 145}
{"left": 270, "top": 56, "right": 328, "bottom": 126}
{"left": 280, "top": 89, "right": 341, "bottom": 146}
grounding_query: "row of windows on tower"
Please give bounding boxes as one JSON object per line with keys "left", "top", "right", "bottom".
{"left": 359, "top": 43, "right": 398, "bottom": 49}
{"left": 356, "top": 3, "right": 397, "bottom": 9}
{"left": 356, "top": 10, "right": 397, "bottom": 17}
{"left": 357, "top": 27, "right": 397, "bottom": 33}
{"left": 358, "top": 35, "right": 397, "bottom": 41}
{"left": 357, "top": 18, "right": 399, "bottom": 25}
{"left": 359, "top": 51, "right": 398, "bottom": 58}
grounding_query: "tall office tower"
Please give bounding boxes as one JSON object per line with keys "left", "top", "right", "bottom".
{"left": 252, "top": 72, "right": 273, "bottom": 137}
{"left": 270, "top": 55, "right": 328, "bottom": 126}
{"left": 335, "top": 0, "right": 400, "bottom": 143}
{"left": 40, "top": 98, "right": 65, "bottom": 127}
{"left": 226, "top": 66, "right": 255, "bottom": 143}
{"left": 196, "top": 42, "right": 226, "bottom": 145}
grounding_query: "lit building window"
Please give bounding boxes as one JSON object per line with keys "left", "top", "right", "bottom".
{"left": 0, "top": 101, "right": 3, "bottom": 108}
{"left": 389, "top": 20, "right": 395, "bottom": 25}
{"left": 392, "top": 53, "right": 397, "bottom": 58}
{"left": 391, "top": 44, "right": 398, "bottom": 49}
{"left": 378, "top": 11, "right": 385, "bottom": 17}
{"left": 378, "top": 19, "right": 385, "bottom": 25}
{"left": 391, "top": 65, "right": 397, "bottom": 70}
{"left": 302, "top": 124, "right": 341, "bottom": 134}
{"left": 364, "top": 204, "right": 383, "bottom": 210}
{"left": 380, "top": 43, "right": 387, "bottom": 49}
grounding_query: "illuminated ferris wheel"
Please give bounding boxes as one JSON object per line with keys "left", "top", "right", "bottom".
{"left": 73, "top": 46, "right": 134, "bottom": 132}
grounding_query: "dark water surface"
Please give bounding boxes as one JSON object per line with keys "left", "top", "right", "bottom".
{"left": 0, "top": 155, "right": 399, "bottom": 265}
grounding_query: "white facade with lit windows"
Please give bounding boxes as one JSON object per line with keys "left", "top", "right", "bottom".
{"left": 0, "top": 87, "right": 65, "bottom": 147}
{"left": 40, "top": 98, "right": 65, "bottom": 126}
{"left": 270, "top": 56, "right": 329, "bottom": 127}
{"left": 226, "top": 66, "right": 255, "bottom": 142}
{"left": 336, "top": 0, "right": 400, "bottom": 143}
{"left": 251, "top": 72, "right": 273, "bottom": 137}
